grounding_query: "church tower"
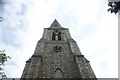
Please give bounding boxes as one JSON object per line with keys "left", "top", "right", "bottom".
{"left": 21, "top": 20, "right": 96, "bottom": 79}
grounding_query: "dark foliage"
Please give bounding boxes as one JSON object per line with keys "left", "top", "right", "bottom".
{"left": 108, "top": 1, "right": 120, "bottom": 14}
{"left": 0, "top": 17, "right": 3, "bottom": 22}
{"left": 0, "top": 50, "right": 11, "bottom": 79}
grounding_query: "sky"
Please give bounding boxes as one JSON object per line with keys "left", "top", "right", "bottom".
{"left": 0, "top": 0, "right": 118, "bottom": 78}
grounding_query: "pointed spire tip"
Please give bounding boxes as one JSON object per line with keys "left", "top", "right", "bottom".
{"left": 50, "top": 19, "right": 62, "bottom": 28}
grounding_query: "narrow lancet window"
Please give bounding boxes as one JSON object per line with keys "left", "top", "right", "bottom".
{"left": 58, "top": 32, "right": 61, "bottom": 40}
{"left": 52, "top": 32, "right": 56, "bottom": 40}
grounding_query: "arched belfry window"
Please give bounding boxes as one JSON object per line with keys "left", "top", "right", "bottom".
{"left": 54, "top": 68, "right": 63, "bottom": 78}
{"left": 52, "top": 30, "right": 61, "bottom": 41}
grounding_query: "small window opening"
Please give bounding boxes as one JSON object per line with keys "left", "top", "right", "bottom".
{"left": 54, "top": 68, "right": 63, "bottom": 78}
{"left": 58, "top": 32, "right": 61, "bottom": 40}
{"left": 52, "top": 32, "right": 56, "bottom": 40}
{"left": 52, "top": 30, "right": 61, "bottom": 41}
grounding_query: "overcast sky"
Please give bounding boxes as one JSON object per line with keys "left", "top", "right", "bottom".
{"left": 0, "top": 0, "right": 118, "bottom": 78}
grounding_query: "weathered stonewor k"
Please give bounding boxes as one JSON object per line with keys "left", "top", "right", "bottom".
{"left": 21, "top": 19, "right": 97, "bottom": 79}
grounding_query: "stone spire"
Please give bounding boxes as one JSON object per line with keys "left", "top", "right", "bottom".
{"left": 21, "top": 20, "right": 97, "bottom": 79}
{"left": 50, "top": 19, "right": 62, "bottom": 28}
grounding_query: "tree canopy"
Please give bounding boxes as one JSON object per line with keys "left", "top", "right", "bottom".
{"left": 0, "top": 50, "right": 11, "bottom": 79}
{"left": 108, "top": 1, "right": 120, "bottom": 14}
